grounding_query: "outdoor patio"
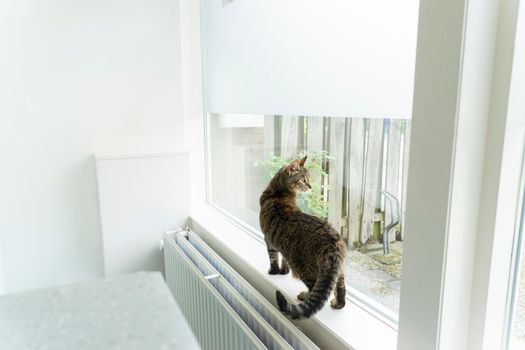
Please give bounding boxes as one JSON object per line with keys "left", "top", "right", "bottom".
{"left": 345, "top": 242, "right": 403, "bottom": 313}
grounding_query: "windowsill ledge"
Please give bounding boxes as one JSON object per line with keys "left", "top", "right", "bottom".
{"left": 190, "top": 205, "right": 398, "bottom": 350}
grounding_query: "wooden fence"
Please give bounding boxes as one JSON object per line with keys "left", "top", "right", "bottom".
{"left": 264, "top": 116, "right": 411, "bottom": 247}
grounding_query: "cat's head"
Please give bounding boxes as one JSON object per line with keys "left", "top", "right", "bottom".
{"left": 282, "top": 156, "right": 312, "bottom": 192}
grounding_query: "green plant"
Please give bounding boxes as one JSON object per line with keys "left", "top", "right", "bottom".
{"left": 255, "top": 150, "right": 332, "bottom": 218}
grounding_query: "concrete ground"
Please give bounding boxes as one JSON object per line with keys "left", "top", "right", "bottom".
{"left": 344, "top": 242, "right": 403, "bottom": 314}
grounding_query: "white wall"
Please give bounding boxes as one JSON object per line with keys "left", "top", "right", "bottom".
{"left": 0, "top": 0, "right": 184, "bottom": 292}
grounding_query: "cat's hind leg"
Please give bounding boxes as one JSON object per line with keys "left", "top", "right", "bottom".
{"left": 297, "top": 291, "right": 309, "bottom": 301}
{"left": 297, "top": 279, "right": 315, "bottom": 301}
{"left": 330, "top": 272, "right": 346, "bottom": 309}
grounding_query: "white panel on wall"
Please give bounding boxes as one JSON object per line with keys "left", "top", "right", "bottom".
{"left": 201, "top": 0, "right": 419, "bottom": 118}
{"left": 95, "top": 152, "right": 190, "bottom": 276}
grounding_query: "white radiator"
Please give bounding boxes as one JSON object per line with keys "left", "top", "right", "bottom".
{"left": 163, "top": 229, "right": 319, "bottom": 350}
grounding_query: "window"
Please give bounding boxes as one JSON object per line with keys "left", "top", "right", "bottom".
{"left": 198, "top": 0, "right": 418, "bottom": 327}
{"left": 207, "top": 113, "right": 410, "bottom": 318}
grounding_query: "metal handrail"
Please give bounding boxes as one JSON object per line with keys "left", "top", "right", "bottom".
{"left": 381, "top": 190, "right": 401, "bottom": 255}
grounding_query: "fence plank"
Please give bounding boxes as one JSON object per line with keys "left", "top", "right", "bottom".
{"left": 328, "top": 119, "right": 346, "bottom": 236}
{"left": 347, "top": 118, "right": 365, "bottom": 245}
{"left": 263, "top": 115, "right": 276, "bottom": 156}
{"left": 400, "top": 121, "right": 412, "bottom": 240}
{"left": 297, "top": 116, "right": 305, "bottom": 152}
{"left": 306, "top": 117, "right": 324, "bottom": 151}
{"left": 305, "top": 117, "right": 325, "bottom": 204}
{"left": 385, "top": 120, "right": 402, "bottom": 242}
{"left": 281, "top": 116, "right": 299, "bottom": 159}
{"left": 361, "top": 119, "right": 384, "bottom": 243}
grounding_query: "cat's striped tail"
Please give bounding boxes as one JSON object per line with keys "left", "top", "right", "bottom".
{"left": 275, "top": 248, "right": 343, "bottom": 320}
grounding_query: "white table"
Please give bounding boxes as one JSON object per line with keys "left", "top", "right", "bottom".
{"left": 0, "top": 271, "right": 200, "bottom": 350}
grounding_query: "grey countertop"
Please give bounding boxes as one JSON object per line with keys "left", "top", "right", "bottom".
{"left": 0, "top": 271, "right": 200, "bottom": 350}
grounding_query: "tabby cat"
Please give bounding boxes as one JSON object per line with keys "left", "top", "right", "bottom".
{"left": 259, "top": 156, "right": 346, "bottom": 319}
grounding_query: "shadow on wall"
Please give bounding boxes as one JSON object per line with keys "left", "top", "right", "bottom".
{"left": 66, "top": 156, "right": 106, "bottom": 278}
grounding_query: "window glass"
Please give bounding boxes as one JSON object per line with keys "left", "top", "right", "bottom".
{"left": 208, "top": 113, "right": 411, "bottom": 316}
{"left": 507, "top": 156, "right": 525, "bottom": 349}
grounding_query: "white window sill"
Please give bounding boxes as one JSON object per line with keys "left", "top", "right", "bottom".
{"left": 189, "top": 205, "right": 398, "bottom": 350}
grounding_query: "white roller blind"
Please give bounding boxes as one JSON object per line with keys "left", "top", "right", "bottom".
{"left": 200, "top": 0, "right": 419, "bottom": 118}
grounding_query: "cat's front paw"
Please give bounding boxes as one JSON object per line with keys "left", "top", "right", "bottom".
{"left": 279, "top": 266, "right": 290, "bottom": 275}
{"left": 330, "top": 298, "right": 345, "bottom": 309}
{"left": 268, "top": 266, "right": 281, "bottom": 275}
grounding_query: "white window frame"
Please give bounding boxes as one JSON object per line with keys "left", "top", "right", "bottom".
{"left": 467, "top": 1, "right": 525, "bottom": 348}
{"left": 398, "top": 0, "right": 525, "bottom": 348}
{"left": 181, "top": 0, "right": 525, "bottom": 349}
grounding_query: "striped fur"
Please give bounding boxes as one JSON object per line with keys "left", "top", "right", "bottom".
{"left": 259, "top": 157, "right": 346, "bottom": 319}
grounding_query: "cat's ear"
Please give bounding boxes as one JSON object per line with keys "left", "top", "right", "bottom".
{"left": 286, "top": 160, "right": 300, "bottom": 175}
{"left": 299, "top": 156, "right": 307, "bottom": 167}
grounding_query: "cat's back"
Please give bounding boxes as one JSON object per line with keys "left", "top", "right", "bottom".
{"left": 262, "top": 201, "right": 340, "bottom": 244}
{"left": 294, "top": 211, "right": 343, "bottom": 245}
{"left": 259, "top": 194, "right": 296, "bottom": 234}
